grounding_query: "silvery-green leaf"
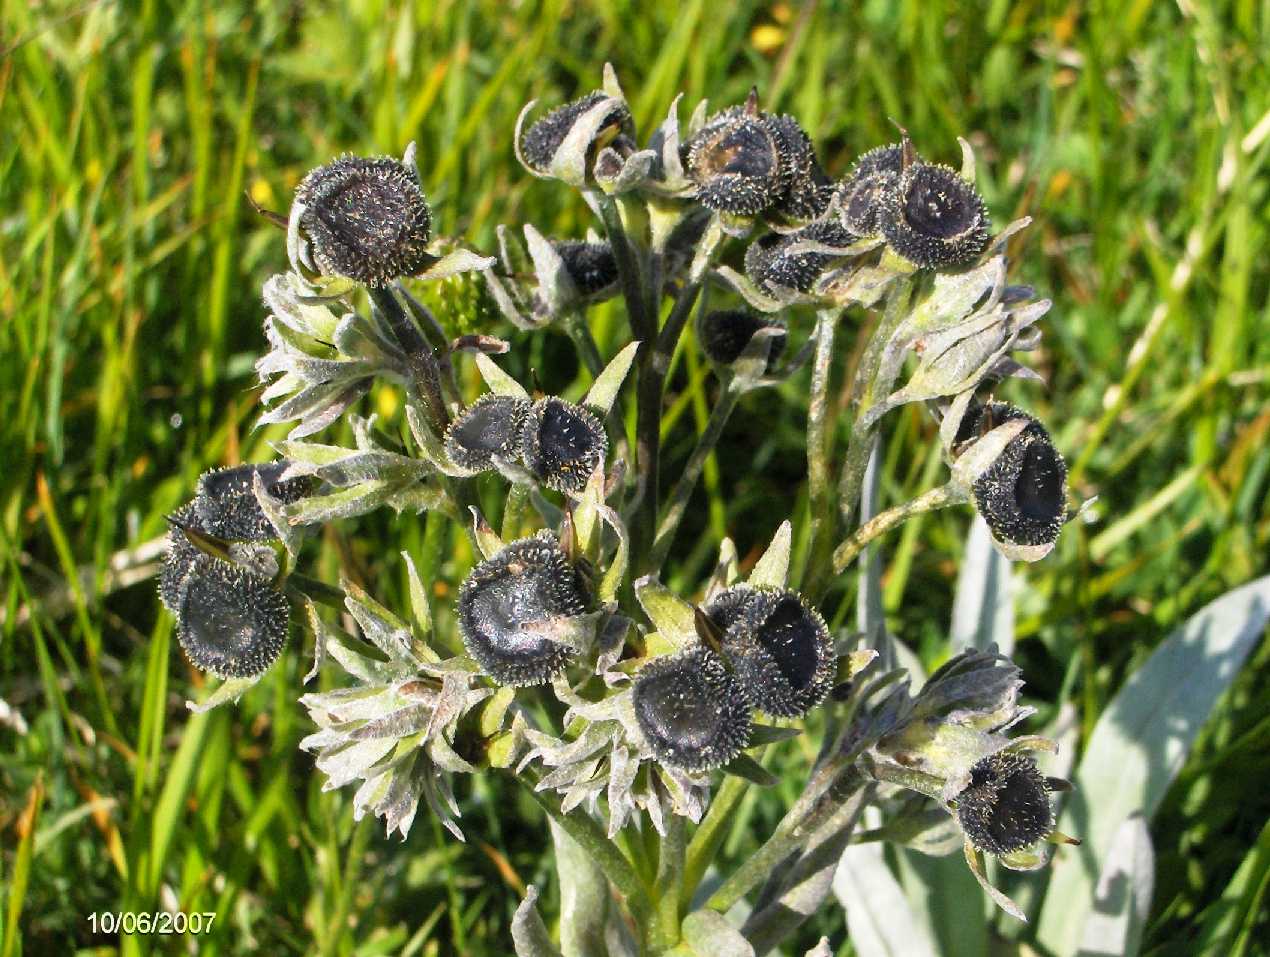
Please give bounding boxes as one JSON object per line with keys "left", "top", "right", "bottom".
{"left": 343, "top": 579, "right": 415, "bottom": 662}
{"left": 264, "top": 271, "right": 342, "bottom": 342}
{"left": 723, "top": 754, "right": 777, "bottom": 787}
{"left": 833, "top": 843, "right": 938, "bottom": 957}
{"left": 412, "top": 246, "right": 496, "bottom": 282}
{"left": 402, "top": 551, "right": 435, "bottom": 644}
{"left": 258, "top": 378, "right": 371, "bottom": 436}
{"left": 549, "top": 819, "right": 609, "bottom": 957}
{"left": 550, "top": 94, "right": 628, "bottom": 187}
{"left": 475, "top": 352, "right": 531, "bottom": 401}
{"left": 1036, "top": 576, "right": 1270, "bottom": 955}
{"left": 950, "top": 516, "right": 1014, "bottom": 655}
{"left": 747, "top": 724, "right": 802, "bottom": 746}
{"left": 821, "top": 261, "right": 899, "bottom": 309}
{"left": 303, "top": 598, "right": 327, "bottom": 684}
{"left": 279, "top": 447, "right": 428, "bottom": 487}
{"left": 713, "top": 265, "right": 787, "bottom": 314}
{"left": 312, "top": 737, "right": 396, "bottom": 789}
{"left": 596, "top": 503, "right": 629, "bottom": 605}
{"left": 404, "top": 401, "right": 468, "bottom": 477}
{"left": 281, "top": 479, "right": 420, "bottom": 525}
{"left": 524, "top": 223, "right": 578, "bottom": 317}
{"left": 469, "top": 506, "right": 505, "bottom": 560}
{"left": 485, "top": 269, "right": 542, "bottom": 331}
{"left": 595, "top": 147, "right": 656, "bottom": 194}
{"left": 804, "top": 940, "right": 832, "bottom": 957}
{"left": 572, "top": 468, "right": 605, "bottom": 558}
{"left": 963, "top": 840, "right": 1025, "bottom": 921}
{"left": 705, "top": 538, "right": 740, "bottom": 600}
{"left": 680, "top": 910, "right": 755, "bottom": 957}
{"left": 748, "top": 520, "right": 792, "bottom": 589}
{"left": 583, "top": 340, "right": 641, "bottom": 416}
{"left": 252, "top": 472, "right": 306, "bottom": 556}
{"left": 895, "top": 848, "right": 988, "bottom": 957}
{"left": 511, "top": 885, "right": 564, "bottom": 957}
{"left": 634, "top": 576, "right": 697, "bottom": 648}
{"left": 185, "top": 675, "right": 260, "bottom": 714}
{"left": 727, "top": 326, "right": 784, "bottom": 394}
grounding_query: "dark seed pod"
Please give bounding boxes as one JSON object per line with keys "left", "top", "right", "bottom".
{"left": 684, "top": 107, "right": 784, "bottom": 216}
{"left": 703, "top": 584, "right": 760, "bottom": 632}
{"left": 521, "top": 92, "right": 632, "bottom": 174}
{"left": 520, "top": 397, "right": 608, "bottom": 494}
{"left": 444, "top": 395, "right": 531, "bottom": 473}
{"left": 174, "top": 556, "right": 290, "bottom": 679}
{"left": 957, "top": 403, "right": 1067, "bottom": 549}
{"left": 195, "top": 462, "right": 313, "bottom": 541}
{"left": 697, "top": 311, "right": 787, "bottom": 369}
{"left": 954, "top": 751, "right": 1055, "bottom": 855}
{"left": 456, "top": 534, "right": 591, "bottom": 686}
{"left": 764, "top": 114, "right": 832, "bottom": 222}
{"left": 836, "top": 143, "right": 908, "bottom": 236}
{"left": 632, "top": 647, "right": 753, "bottom": 772}
{"left": 159, "top": 502, "right": 202, "bottom": 613}
{"left": 553, "top": 241, "right": 619, "bottom": 299}
{"left": 744, "top": 219, "right": 857, "bottom": 295}
{"left": 879, "top": 162, "right": 990, "bottom": 270}
{"left": 721, "top": 589, "right": 835, "bottom": 718}
{"left": 295, "top": 156, "right": 434, "bottom": 287}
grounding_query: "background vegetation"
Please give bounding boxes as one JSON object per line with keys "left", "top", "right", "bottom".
{"left": 2, "top": 0, "right": 1268, "bottom": 954}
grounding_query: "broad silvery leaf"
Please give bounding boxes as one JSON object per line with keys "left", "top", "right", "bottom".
{"left": 834, "top": 843, "right": 938, "bottom": 957}
{"left": 950, "top": 516, "right": 1015, "bottom": 655}
{"left": 549, "top": 820, "right": 609, "bottom": 957}
{"left": 1036, "top": 576, "right": 1270, "bottom": 955}
{"left": 680, "top": 910, "right": 755, "bottom": 957}
{"left": 1078, "top": 814, "right": 1154, "bottom": 957}
{"left": 511, "top": 885, "right": 563, "bottom": 957}
{"left": 747, "top": 520, "right": 792, "bottom": 589}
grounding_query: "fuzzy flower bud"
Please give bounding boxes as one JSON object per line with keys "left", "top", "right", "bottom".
{"left": 952, "top": 403, "right": 1068, "bottom": 561}
{"left": 697, "top": 310, "right": 787, "bottom": 369}
{"left": 631, "top": 647, "right": 752, "bottom": 772}
{"left": 295, "top": 155, "right": 434, "bottom": 287}
{"left": 834, "top": 143, "right": 909, "bottom": 236}
{"left": 456, "top": 533, "right": 592, "bottom": 686}
{"left": 444, "top": 395, "right": 531, "bottom": 474}
{"left": 519, "top": 397, "right": 608, "bottom": 494}
{"left": 518, "top": 91, "right": 633, "bottom": 185}
{"left": 879, "top": 162, "right": 990, "bottom": 270}
{"left": 952, "top": 750, "right": 1056, "bottom": 856}
{"left": 709, "top": 586, "right": 835, "bottom": 718}
{"left": 744, "top": 219, "right": 857, "bottom": 295}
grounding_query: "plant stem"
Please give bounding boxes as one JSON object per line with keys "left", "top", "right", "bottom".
{"left": 369, "top": 286, "right": 449, "bottom": 433}
{"left": 500, "top": 482, "right": 530, "bottom": 541}
{"left": 649, "top": 386, "right": 738, "bottom": 568}
{"left": 682, "top": 765, "right": 749, "bottom": 902}
{"left": 832, "top": 482, "right": 966, "bottom": 573}
{"left": 648, "top": 814, "right": 686, "bottom": 950}
{"left": 631, "top": 224, "right": 723, "bottom": 575}
{"left": 286, "top": 572, "right": 346, "bottom": 609}
{"left": 798, "top": 308, "right": 842, "bottom": 594}
{"left": 563, "top": 309, "right": 605, "bottom": 378}
{"left": 515, "top": 773, "right": 651, "bottom": 928}
{"left": 706, "top": 763, "right": 866, "bottom": 915}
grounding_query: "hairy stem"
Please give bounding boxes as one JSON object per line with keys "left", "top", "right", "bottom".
{"left": 368, "top": 287, "right": 449, "bottom": 433}
{"left": 648, "top": 814, "right": 686, "bottom": 950}
{"left": 649, "top": 386, "right": 738, "bottom": 568}
{"left": 632, "top": 223, "right": 723, "bottom": 575}
{"left": 563, "top": 309, "right": 606, "bottom": 378}
{"left": 516, "top": 773, "right": 651, "bottom": 928}
{"left": 706, "top": 762, "right": 866, "bottom": 915}
{"left": 798, "top": 308, "right": 842, "bottom": 594}
{"left": 832, "top": 482, "right": 965, "bottom": 572}
{"left": 682, "top": 759, "right": 753, "bottom": 902}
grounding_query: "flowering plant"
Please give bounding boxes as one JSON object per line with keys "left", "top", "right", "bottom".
{"left": 159, "top": 65, "right": 1085, "bottom": 955}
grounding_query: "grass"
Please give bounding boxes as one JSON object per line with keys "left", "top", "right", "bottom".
{"left": 1, "top": 0, "right": 1268, "bottom": 954}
